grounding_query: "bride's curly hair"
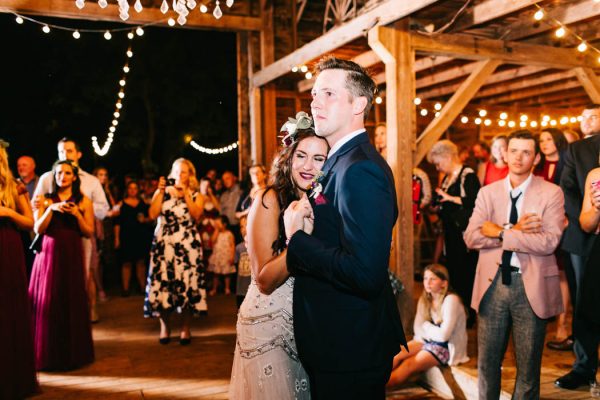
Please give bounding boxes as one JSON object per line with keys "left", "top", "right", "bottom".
{"left": 264, "top": 128, "right": 329, "bottom": 254}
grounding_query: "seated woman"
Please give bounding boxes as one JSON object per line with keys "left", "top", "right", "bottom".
{"left": 386, "top": 264, "right": 469, "bottom": 389}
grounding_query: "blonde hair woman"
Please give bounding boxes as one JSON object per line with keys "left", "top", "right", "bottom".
{"left": 387, "top": 264, "right": 469, "bottom": 389}
{"left": 145, "top": 157, "right": 206, "bottom": 345}
{"left": 0, "top": 141, "right": 38, "bottom": 397}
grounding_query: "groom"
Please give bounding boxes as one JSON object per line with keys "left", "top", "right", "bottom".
{"left": 284, "top": 56, "right": 406, "bottom": 399}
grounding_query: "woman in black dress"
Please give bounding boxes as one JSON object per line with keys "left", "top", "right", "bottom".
{"left": 115, "top": 180, "right": 151, "bottom": 296}
{"left": 428, "top": 140, "right": 480, "bottom": 325}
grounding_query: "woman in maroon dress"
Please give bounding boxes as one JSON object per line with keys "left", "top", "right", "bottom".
{"left": 29, "top": 160, "right": 95, "bottom": 371}
{"left": 0, "top": 140, "right": 39, "bottom": 398}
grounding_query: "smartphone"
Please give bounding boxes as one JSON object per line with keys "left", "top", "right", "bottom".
{"left": 167, "top": 178, "right": 176, "bottom": 186}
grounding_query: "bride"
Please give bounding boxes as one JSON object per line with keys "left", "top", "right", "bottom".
{"left": 229, "top": 113, "right": 329, "bottom": 399}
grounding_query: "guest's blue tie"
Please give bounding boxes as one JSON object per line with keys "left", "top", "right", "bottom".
{"left": 500, "top": 192, "right": 522, "bottom": 285}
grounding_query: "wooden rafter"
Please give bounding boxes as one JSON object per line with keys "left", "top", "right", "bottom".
{"left": 0, "top": 0, "right": 262, "bottom": 31}
{"left": 252, "top": 0, "right": 440, "bottom": 87}
{"left": 487, "top": 79, "right": 582, "bottom": 104}
{"left": 415, "top": 59, "right": 501, "bottom": 164}
{"left": 475, "top": 70, "right": 576, "bottom": 99}
{"left": 504, "top": 0, "right": 600, "bottom": 41}
{"left": 410, "top": 32, "right": 599, "bottom": 69}
{"left": 574, "top": 68, "right": 600, "bottom": 104}
{"left": 446, "top": 0, "right": 542, "bottom": 33}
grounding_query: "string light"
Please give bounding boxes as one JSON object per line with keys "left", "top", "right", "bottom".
{"left": 577, "top": 42, "right": 588, "bottom": 52}
{"left": 375, "top": 96, "right": 383, "bottom": 104}
{"left": 190, "top": 140, "right": 239, "bottom": 155}
{"left": 300, "top": 65, "right": 308, "bottom": 73}
{"left": 434, "top": 102, "right": 442, "bottom": 111}
{"left": 461, "top": 116, "right": 468, "bottom": 123}
{"left": 15, "top": 16, "right": 24, "bottom": 24}
{"left": 533, "top": 9, "right": 544, "bottom": 21}
{"left": 478, "top": 109, "right": 487, "bottom": 117}
{"left": 474, "top": 117, "right": 482, "bottom": 125}
{"left": 305, "top": 72, "right": 313, "bottom": 79}
{"left": 414, "top": 97, "right": 422, "bottom": 106}
{"left": 42, "top": 25, "right": 50, "bottom": 33}
{"left": 72, "top": 30, "right": 81, "bottom": 39}
{"left": 555, "top": 26, "right": 566, "bottom": 38}
{"left": 420, "top": 109, "right": 428, "bottom": 116}
{"left": 92, "top": 36, "right": 136, "bottom": 156}
{"left": 291, "top": 66, "right": 299, "bottom": 73}
{"left": 508, "top": 121, "right": 516, "bottom": 128}
{"left": 499, "top": 112, "right": 508, "bottom": 120}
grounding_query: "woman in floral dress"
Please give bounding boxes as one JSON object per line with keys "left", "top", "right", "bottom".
{"left": 144, "top": 158, "right": 207, "bottom": 345}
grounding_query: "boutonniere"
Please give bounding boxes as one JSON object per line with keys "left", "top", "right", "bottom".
{"left": 309, "top": 171, "right": 327, "bottom": 205}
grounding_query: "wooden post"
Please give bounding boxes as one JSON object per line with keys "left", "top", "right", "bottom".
{"left": 260, "top": 0, "right": 277, "bottom": 166}
{"left": 574, "top": 67, "right": 600, "bottom": 104}
{"left": 368, "top": 21, "right": 416, "bottom": 334}
{"left": 415, "top": 59, "right": 501, "bottom": 165}
{"left": 237, "top": 32, "right": 251, "bottom": 177}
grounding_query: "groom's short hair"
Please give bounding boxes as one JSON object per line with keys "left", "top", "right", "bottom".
{"left": 315, "top": 56, "right": 375, "bottom": 120}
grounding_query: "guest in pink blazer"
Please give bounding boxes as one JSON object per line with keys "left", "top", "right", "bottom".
{"left": 463, "top": 130, "right": 565, "bottom": 400}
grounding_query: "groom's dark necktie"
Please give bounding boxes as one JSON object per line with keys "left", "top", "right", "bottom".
{"left": 500, "top": 191, "right": 522, "bottom": 285}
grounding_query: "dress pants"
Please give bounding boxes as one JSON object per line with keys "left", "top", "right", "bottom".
{"left": 478, "top": 271, "right": 547, "bottom": 400}
{"left": 305, "top": 364, "right": 391, "bottom": 400}
{"left": 570, "top": 254, "right": 598, "bottom": 379}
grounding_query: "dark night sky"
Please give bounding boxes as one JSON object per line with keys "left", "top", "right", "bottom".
{"left": 0, "top": 13, "right": 239, "bottom": 182}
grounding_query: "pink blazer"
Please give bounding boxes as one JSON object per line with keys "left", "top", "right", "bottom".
{"left": 463, "top": 176, "right": 565, "bottom": 319}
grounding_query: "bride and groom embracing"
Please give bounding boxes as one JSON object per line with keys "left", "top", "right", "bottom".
{"left": 229, "top": 56, "right": 407, "bottom": 400}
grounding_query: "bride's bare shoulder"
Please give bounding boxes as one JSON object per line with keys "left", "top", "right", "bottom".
{"left": 254, "top": 188, "right": 280, "bottom": 212}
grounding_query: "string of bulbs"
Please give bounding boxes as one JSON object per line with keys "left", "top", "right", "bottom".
{"left": 190, "top": 140, "right": 239, "bottom": 154}
{"left": 92, "top": 36, "right": 135, "bottom": 156}
{"left": 531, "top": 1, "right": 600, "bottom": 62}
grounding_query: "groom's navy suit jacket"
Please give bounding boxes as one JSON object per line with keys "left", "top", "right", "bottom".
{"left": 287, "top": 132, "right": 407, "bottom": 373}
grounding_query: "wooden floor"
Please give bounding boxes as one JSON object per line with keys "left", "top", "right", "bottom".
{"left": 31, "top": 290, "right": 596, "bottom": 399}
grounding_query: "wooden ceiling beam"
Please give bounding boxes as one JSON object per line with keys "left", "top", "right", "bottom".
{"left": 475, "top": 70, "right": 576, "bottom": 99}
{"left": 411, "top": 32, "right": 599, "bottom": 69}
{"left": 511, "top": 88, "right": 586, "bottom": 107}
{"left": 574, "top": 68, "right": 600, "bottom": 104}
{"left": 447, "top": 0, "right": 542, "bottom": 33}
{"left": 0, "top": 0, "right": 262, "bottom": 31}
{"left": 487, "top": 79, "right": 582, "bottom": 104}
{"left": 418, "top": 65, "right": 548, "bottom": 99}
{"left": 504, "top": 0, "right": 600, "bottom": 41}
{"left": 253, "top": 0, "right": 441, "bottom": 87}
{"left": 415, "top": 58, "right": 501, "bottom": 164}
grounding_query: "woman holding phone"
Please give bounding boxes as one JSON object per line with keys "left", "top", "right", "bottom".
{"left": 29, "top": 160, "right": 95, "bottom": 371}
{"left": 144, "top": 158, "right": 207, "bottom": 345}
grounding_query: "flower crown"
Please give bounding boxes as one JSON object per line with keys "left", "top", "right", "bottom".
{"left": 280, "top": 111, "right": 313, "bottom": 147}
{"left": 0, "top": 139, "right": 9, "bottom": 149}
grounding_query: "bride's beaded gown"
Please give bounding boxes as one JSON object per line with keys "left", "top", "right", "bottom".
{"left": 229, "top": 276, "right": 310, "bottom": 399}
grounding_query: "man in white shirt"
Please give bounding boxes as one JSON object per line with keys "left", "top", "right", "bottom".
{"left": 464, "top": 130, "right": 565, "bottom": 399}
{"left": 33, "top": 137, "right": 109, "bottom": 322}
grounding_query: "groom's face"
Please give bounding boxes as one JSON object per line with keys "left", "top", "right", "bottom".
{"left": 311, "top": 69, "right": 355, "bottom": 140}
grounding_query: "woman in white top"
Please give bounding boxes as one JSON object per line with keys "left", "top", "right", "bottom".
{"left": 387, "top": 264, "right": 469, "bottom": 389}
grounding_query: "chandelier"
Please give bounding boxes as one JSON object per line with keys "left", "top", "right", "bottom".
{"left": 74, "top": 0, "right": 234, "bottom": 25}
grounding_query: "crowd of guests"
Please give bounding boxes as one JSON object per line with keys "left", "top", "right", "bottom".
{"left": 0, "top": 136, "right": 261, "bottom": 398}
{"left": 1, "top": 102, "right": 599, "bottom": 398}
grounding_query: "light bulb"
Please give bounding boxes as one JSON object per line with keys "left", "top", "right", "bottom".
{"left": 226, "top": 0, "right": 233, "bottom": 7}
{"left": 484, "top": 119, "right": 491, "bottom": 126}
{"left": 42, "top": 25, "right": 50, "bottom": 33}
{"left": 460, "top": 116, "right": 468, "bottom": 123}
{"left": 434, "top": 103, "right": 442, "bottom": 111}
{"left": 98, "top": 0, "right": 108, "bottom": 7}
{"left": 300, "top": 65, "right": 308, "bottom": 73}
{"left": 136, "top": 27, "right": 144, "bottom": 36}
{"left": 498, "top": 120, "right": 506, "bottom": 127}
{"left": 499, "top": 112, "right": 508, "bottom": 120}
{"left": 187, "top": 0, "right": 197, "bottom": 8}
{"left": 541, "top": 121, "right": 548, "bottom": 127}
{"left": 520, "top": 114, "right": 528, "bottom": 121}
{"left": 134, "top": 0, "right": 143, "bottom": 12}
{"left": 213, "top": 1, "right": 222, "bottom": 19}
{"left": 533, "top": 9, "right": 544, "bottom": 21}
{"left": 508, "top": 121, "right": 516, "bottom": 128}
{"left": 123, "top": 66, "right": 130, "bottom": 73}
{"left": 420, "top": 109, "right": 428, "bottom": 116}
{"left": 177, "top": 14, "right": 187, "bottom": 25}
{"left": 73, "top": 30, "right": 81, "bottom": 39}
{"left": 519, "top": 121, "right": 527, "bottom": 128}
{"left": 168, "top": 18, "right": 176, "bottom": 26}
{"left": 291, "top": 66, "right": 298, "bottom": 72}
{"left": 375, "top": 96, "right": 382, "bottom": 104}
{"left": 542, "top": 115, "right": 550, "bottom": 121}
{"left": 161, "top": 0, "right": 169, "bottom": 13}
{"left": 118, "top": 92, "right": 125, "bottom": 99}
{"left": 127, "top": 50, "right": 133, "bottom": 57}
{"left": 116, "top": 103, "right": 123, "bottom": 109}
{"left": 104, "top": 30, "right": 112, "bottom": 40}
{"left": 570, "top": 117, "right": 577, "bottom": 123}
{"left": 414, "top": 97, "right": 422, "bottom": 105}
{"left": 119, "top": 79, "right": 126, "bottom": 86}
{"left": 109, "top": 126, "right": 116, "bottom": 133}
{"left": 435, "top": 112, "right": 441, "bottom": 118}
{"left": 127, "top": 31, "right": 134, "bottom": 39}
{"left": 305, "top": 72, "right": 313, "bottom": 79}
{"left": 555, "top": 27, "right": 566, "bottom": 38}
{"left": 530, "top": 121, "right": 538, "bottom": 128}
{"left": 474, "top": 118, "right": 482, "bottom": 125}
{"left": 15, "top": 16, "right": 24, "bottom": 24}
{"left": 112, "top": 120, "right": 119, "bottom": 126}
{"left": 200, "top": 4, "right": 208, "bottom": 12}
{"left": 114, "top": 112, "right": 120, "bottom": 118}
{"left": 550, "top": 120, "right": 557, "bottom": 126}
{"left": 75, "top": 0, "right": 85, "bottom": 9}
{"left": 577, "top": 42, "right": 588, "bottom": 52}
{"left": 479, "top": 109, "right": 487, "bottom": 117}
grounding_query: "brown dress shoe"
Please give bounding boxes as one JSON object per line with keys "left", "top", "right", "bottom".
{"left": 546, "top": 337, "right": 574, "bottom": 351}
